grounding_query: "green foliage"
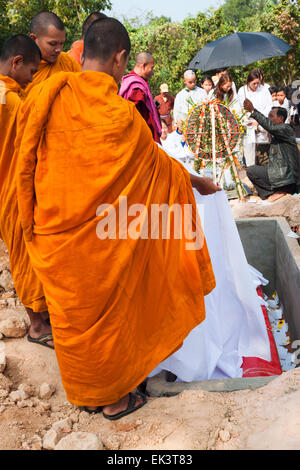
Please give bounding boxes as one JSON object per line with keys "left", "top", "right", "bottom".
{"left": 0, "top": 0, "right": 11, "bottom": 47}
{"left": 0, "top": 0, "right": 298, "bottom": 92}
{"left": 0, "top": 0, "right": 111, "bottom": 50}
{"left": 223, "top": 0, "right": 273, "bottom": 29}
{"left": 127, "top": 20, "right": 200, "bottom": 96}
{"left": 124, "top": 0, "right": 299, "bottom": 96}
{"left": 259, "top": 0, "right": 300, "bottom": 84}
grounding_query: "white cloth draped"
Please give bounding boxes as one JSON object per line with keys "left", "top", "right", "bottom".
{"left": 150, "top": 151, "right": 271, "bottom": 381}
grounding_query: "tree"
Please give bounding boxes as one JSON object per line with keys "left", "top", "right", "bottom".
{"left": 0, "top": 0, "right": 11, "bottom": 47}
{"left": 259, "top": 0, "right": 300, "bottom": 84}
{"left": 127, "top": 19, "right": 199, "bottom": 96}
{"left": 223, "top": 0, "right": 279, "bottom": 29}
{"left": 1, "top": 0, "right": 112, "bottom": 50}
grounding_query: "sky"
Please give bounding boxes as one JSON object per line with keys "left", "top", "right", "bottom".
{"left": 104, "top": 0, "right": 224, "bottom": 23}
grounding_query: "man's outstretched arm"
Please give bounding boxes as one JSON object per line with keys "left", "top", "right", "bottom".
{"left": 243, "top": 98, "right": 291, "bottom": 141}
{"left": 190, "top": 174, "right": 222, "bottom": 195}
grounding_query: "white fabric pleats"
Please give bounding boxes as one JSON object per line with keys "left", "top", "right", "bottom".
{"left": 150, "top": 175, "right": 271, "bottom": 381}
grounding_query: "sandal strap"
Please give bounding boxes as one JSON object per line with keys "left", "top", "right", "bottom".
{"left": 38, "top": 334, "right": 53, "bottom": 343}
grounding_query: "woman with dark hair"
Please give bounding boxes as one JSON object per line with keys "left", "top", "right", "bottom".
{"left": 252, "top": 67, "right": 270, "bottom": 90}
{"left": 214, "top": 73, "right": 234, "bottom": 102}
{"left": 213, "top": 73, "right": 242, "bottom": 114}
{"left": 199, "top": 75, "right": 214, "bottom": 99}
{"left": 238, "top": 69, "right": 273, "bottom": 166}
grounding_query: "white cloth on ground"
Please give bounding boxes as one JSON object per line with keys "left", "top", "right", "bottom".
{"left": 150, "top": 150, "right": 271, "bottom": 381}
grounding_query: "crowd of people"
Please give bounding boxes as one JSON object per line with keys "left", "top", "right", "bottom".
{"left": 0, "top": 10, "right": 299, "bottom": 422}
{"left": 153, "top": 66, "right": 299, "bottom": 202}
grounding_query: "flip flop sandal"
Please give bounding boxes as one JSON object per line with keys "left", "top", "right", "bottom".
{"left": 137, "top": 378, "right": 148, "bottom": 395}
{"left": 80, "top": 406, "right": 103, "bottom": 414}
{"left": 103, "top": 391, "right": 147, "bottom": 421}
{"left": 27, "top": 333, "right": 54, "bottom": 350}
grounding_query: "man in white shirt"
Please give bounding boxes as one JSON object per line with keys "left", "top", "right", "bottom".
{"left": 173, "top": 70, "right": 205, "bottom": 122}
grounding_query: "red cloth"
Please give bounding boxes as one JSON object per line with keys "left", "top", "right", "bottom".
{"left": 242, "top": 286, "right": 282, "bottom": 377}
{"left": 154, "top": 93, "right": 174, "bottom": 132}
{"left": 125, "top": 72, "right": 161, "bottom": 144}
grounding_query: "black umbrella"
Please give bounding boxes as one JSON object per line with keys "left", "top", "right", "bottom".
{"left": 189, "top": 32, "right": 292, "bottom": 71}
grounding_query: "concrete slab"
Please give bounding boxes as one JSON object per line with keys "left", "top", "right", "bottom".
{"left": 236, "top": 217, "right": 277, "bottom": 295}
{"left": 237, "top": 217, "right": 300, "bottom": 339}
{"left": 146, "top": 217, "right": 300, "bottom": 398}
{"left": 147, "top": 374, "right": 277, "bottom": 397}
{"left": 275, "top": 218, "right": 300, "bottom": 341}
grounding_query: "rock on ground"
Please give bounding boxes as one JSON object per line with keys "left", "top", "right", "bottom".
{"left": 54, "top": 432, "right": 103, "bottom": 450}
{"left": 0, "top": 317, "right": 28, "bottom": 338}
{"left": 0, "top": 270, "right": 14, "bottom": 292}
{"left": 39, "top": 383, "right": 55, "bottom": 400}
{"left": 231, "top": 194, "right": 300, "bottom": 225}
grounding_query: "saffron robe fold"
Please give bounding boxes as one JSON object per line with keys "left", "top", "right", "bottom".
{"left": 16, "top": 71, "right": 215, "bottom": 406}
{"left": 25, "top": 52, "right": 81, "bottom": 94}
{"left": 0, "top": 75, "right": 46, "bottom": 312}
{"left": 67, "top": 40, "right": 83, "bottom": 64}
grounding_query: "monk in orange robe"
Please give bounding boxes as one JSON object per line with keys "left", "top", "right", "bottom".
{"left": 17, "top": 18, "right": 216, "bottom": 420}
{"left": 0, "top": 34, "right": 53, "bottom": 348}
{"left": 68, "top": 11, "right": 107, "bottom": 64}
{"left": 25, "top": 11, "right": 81, "bottom": 94}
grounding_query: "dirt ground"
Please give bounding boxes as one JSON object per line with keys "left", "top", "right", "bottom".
{"left": 1, "top": 240, "right": 300, "bottom": 451}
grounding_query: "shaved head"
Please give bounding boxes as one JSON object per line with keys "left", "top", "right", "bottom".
{"left": 184, "top": 70, "right": 196, "bottom": 79}
{"left": 135, "top": 52, "right": 154, "bottom": 66}
{"left": 30, "top": 12, "right": 66, "bottom": 64}
{"left": 0, "top": 34, "right": 41, "bottom": 64}
{"left": 0, "top": 34, "right": 41, "bottom": 88}
{"left": 134, "top": 52, "right": 155, "bottom": 80}
{"left": 81, "top": 12, "right": 107, "bottom": 38}
{"left": 83, "top": 17, "right": 131, "bottom": 62}
{"left": 82, "top": 18, "right": 130, "bottom": 85}
{"left": 30, "top": 11, "right": 65, "bottom": 37}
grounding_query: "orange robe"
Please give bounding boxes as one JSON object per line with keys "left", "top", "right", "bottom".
{"left": 16, "top": 71, "right": 215, "bottom": 406}
{"left": 25, "top": 52, "right": 81, "bottom": 94}
{"left": 67, "top": 40, "right": 83, "bottom": 64}
{"left": 0, "top": 75, "right": 46, "bottom": 312}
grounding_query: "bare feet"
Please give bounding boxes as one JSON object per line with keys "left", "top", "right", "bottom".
{"left": 40, "top": 311, "right": 50, "bottom": 323}
{"left": 268, "top": 192, "right": 287, "bottom": 202}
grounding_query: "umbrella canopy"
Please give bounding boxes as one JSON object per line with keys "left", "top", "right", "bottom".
{"left": 189, "top": 32, "right": 292, "bottom": 71}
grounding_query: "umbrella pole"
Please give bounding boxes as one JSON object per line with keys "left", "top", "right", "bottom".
{"left": 210, "top": 103, "right": 217, "bottom": 184}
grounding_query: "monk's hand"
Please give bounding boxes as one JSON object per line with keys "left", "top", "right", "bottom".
{"left": 190, "top": 175, "right": 222, "bottom": 195}
{"left": 243, "top": 98, "right": 254, "bottom": 113}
